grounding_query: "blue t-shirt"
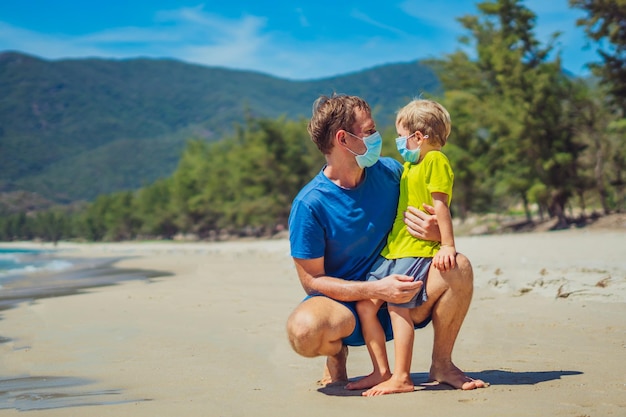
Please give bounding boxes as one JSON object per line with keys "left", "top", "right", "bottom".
{"left": 288, "top": 157, "right": 403, "bottom": 282}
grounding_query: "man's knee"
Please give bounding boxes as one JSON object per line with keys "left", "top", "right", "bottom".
{"left": 286, "top": 308, "right": 321, "bottom": 358}
{"left": 456, "top": 253, "right": 473, "bottom": 280}
{"left": 452, "top": 252, "right": 474, "bottom": 292}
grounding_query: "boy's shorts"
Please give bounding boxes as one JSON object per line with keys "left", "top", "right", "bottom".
{"left": 366, "top": 255, "right": 431, "bottom": 308}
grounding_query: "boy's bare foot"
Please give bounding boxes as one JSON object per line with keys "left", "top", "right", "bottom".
{"left": 362, "top": 377, "right": 415, "bottom": 396}
{"left": 429, "top": 361, "right": 488, "bottom": 390}
{"left": 345, "top": 371, "right": 391, "bottom": 390}
{"left": 317, "top": 345, "right": 349, "bottom": 386}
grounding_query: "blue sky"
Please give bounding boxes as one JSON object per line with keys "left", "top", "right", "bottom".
{"left": 0, "top": 0, "right": 600, "bottom": 80}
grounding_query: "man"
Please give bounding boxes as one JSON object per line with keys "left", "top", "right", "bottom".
{"left": 286, "top": 94, "right": 485, "bottom": 390}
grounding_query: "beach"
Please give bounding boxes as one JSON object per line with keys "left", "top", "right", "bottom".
{"left": 0, "top": 228, "right": 625, "bottom": 416}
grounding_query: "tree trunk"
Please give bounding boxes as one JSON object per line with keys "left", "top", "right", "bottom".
{"left": 549, "top": 190, "right": 569, "bottom": 229}
{"left": 593, "top": 138, "right": 610, "bottom": 215}
{"left": 521, "top": 194, "right": 532, "bottom": 222}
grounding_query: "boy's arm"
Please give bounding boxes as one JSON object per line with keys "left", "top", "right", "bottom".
{"left": 432, "top": 192, "right": 457, "bottom": 271}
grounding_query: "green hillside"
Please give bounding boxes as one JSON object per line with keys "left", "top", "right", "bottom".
{"left": 0, "top": 51, "right": 440, "bottom": 202}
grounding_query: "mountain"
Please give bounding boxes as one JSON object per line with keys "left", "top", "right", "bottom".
{"left": 0, "top": 51, "right": 441, "bottom": 203}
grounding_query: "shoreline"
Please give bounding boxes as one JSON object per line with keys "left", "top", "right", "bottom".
{"left": 0, "top": 229, "right": 624, "bottom": 415}
{"left": 0, "top": 250, "right": 172, "bottom": 312}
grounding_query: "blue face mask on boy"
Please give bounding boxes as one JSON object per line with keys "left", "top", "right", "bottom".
{"left": 395, "top": 133, "right": 427, "bottom": 163}
{"left": 345, "top": 131, "right": 383, "bottom": 168}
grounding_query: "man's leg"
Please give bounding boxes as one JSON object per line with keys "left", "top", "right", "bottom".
{"left": 409, "top": 253, "right": 486, "bottom": 390}
{"left": 286, "top": 296, "right": 355, "bottom": 385}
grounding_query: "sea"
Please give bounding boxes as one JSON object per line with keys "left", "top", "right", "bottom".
{"left": 0, "top": 247, "right": 73, "bottom": 281}
{"left": 0, "top": 246, "right": 170, "bottom": 311}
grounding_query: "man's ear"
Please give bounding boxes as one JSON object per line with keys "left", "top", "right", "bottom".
{"left": 336, "top": 130, "right": 346, "bottom": 144}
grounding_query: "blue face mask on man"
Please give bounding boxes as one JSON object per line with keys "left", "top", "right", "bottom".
{"left": 395, "top": 133, "right": 427, "bottom": 163}
{"left": 344, "top": 131, "right": 383, "bottom": 168}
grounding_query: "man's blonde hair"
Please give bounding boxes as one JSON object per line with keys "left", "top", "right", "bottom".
{"left": 396, "top": 99, "right": 451, "bottom": 147}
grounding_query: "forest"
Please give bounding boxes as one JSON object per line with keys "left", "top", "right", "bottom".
{"left": 1, "top": 0, "right": 624, "bottom": 243}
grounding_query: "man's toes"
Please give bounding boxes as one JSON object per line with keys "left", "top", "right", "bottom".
{"left": 462, "top": 380, "right": 479, "bottom": 390}
{"left": 461, "top": 379, "right": 487, "bottom": 390}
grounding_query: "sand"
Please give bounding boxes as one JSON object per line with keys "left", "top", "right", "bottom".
{"left": 0, "top": 228, "right": 625, "bottom": 416}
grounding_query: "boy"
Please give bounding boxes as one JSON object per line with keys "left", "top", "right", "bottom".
{"left": 346, "top": 99, "right": 457, "bottom": 396}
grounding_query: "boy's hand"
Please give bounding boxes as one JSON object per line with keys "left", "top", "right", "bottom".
{"left": 433, "top": 246, "right": 457, "bottom": 271}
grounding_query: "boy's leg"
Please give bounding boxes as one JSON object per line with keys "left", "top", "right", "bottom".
{"left": 345, "top": 299, "right": 391, "bottom": 390}
{"left": 363, "top": 306, "right": 416, "bottom": 396}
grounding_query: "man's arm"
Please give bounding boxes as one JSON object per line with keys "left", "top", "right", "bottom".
{"left": 404, "top": 204, "right": 441, "bottom": 241}
{"left": 293, "top": 257, "right": 422, "bottom": 304}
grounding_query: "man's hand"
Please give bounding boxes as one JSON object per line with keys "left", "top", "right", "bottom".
{"left": 375, "top": 274, "right": 422, "bottom": 304}
{"left": 404, "top": 204, "right": 441, "bottom": 242}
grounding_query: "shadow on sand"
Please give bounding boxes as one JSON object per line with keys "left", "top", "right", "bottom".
{"left": 318, "top": 369, "right": 583, "bottom": 397}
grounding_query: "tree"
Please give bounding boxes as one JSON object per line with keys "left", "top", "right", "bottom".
{"left": 78, "top": 193, "right": 138, "bottom": 241}
{"left": 167, "top": 116, "right": 320, "bottom": 239}
{"left": 134, "top": 178, "right": 178, "bottom": 239}
{"left": 428, "top": 0, "right": 583, "bottom": 226}
{"left": 33, "top": 209, "right": 72, "bottom": 244}
{"left": 230, "top": 117, "right": 318, "bottom": 233}
{"left": 570, "top": 0, "right": 626, "bottom": 112}
{"left": 169, "top": 139, "right": 218, "bottom": 236}
{"left": 566, "top": 79, "right": 615, "bottom": 214}
{"left": 606, "top": 118, "right": 626, "bottom": 212}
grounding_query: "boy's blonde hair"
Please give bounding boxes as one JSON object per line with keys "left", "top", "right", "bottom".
{"left": 396, "top": 99, "right": 451, "bottom": 147}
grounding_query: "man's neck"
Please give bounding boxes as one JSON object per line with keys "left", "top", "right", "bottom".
{"left": 323, "top": 158, "right": 365, "bottom": 189}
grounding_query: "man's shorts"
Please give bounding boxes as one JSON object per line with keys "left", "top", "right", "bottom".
{"left": 302, "top": 295, "right": 432, "bottom": 347}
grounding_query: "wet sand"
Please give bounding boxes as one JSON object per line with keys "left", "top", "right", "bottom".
{"left": 0, "top": 229, "right": 624, "bottom": 416}
{"left": 0, "top": 255, "right": 170, "bottom": 312}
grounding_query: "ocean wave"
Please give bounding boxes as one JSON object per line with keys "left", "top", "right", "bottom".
{"left": 1, "top": 259, "right": 74, "bottom": 277}
{"left": 0, "top": 249, "right": 74, "bottom": 279}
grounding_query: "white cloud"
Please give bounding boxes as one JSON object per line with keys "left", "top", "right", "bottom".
{"left": 399, "top": 0, "right": 468, "bottom": 32}
{"left": 79, "top": 26, "right": 179, "bottom": 44}
{"left": 0, "top": 22, "right": 103, "bottom": 57}
{"left": 0, "top": 6, "right": 275, "bottom": 71}
{"left": 155, "top": 5, "right": 268, "bottom": 42}
{"left": 295, "top": 8, "right": 310, "bottom": 28}
{"left": 350, "top": 9, "right": 407, "bottom": 37}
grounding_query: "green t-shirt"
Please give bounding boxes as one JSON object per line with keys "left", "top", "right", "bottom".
{"left": 381, "top": 150, "right": 454, "bottom": 259}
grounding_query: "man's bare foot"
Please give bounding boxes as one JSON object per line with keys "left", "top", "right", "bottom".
{"left": 317, "top": 345, "right": 349, "bottom": 386}
{"left": 362, "top": 377, "right": 414, "bottom": 396}
{"left": 429, "top": 362, "right": 488, "bottom": 390}
{"left": 345, "top": 371, "right": 391, "bottom": 390}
